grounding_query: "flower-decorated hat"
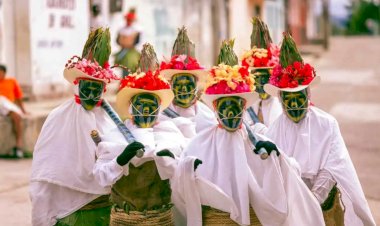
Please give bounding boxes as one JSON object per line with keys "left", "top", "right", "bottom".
{"left": 160, "top": 27, "right": 207, "bottom": 83}
{"left": 116, "top": 43, "right": 174, "bottom": 120}
{"left": 241, "top": 17, "right": 280, "bottom": 70}
{"left": 64, "top": 27, "right": 119, "bottom": 85}
{"left": 202, "top": 40, "right": 256, "bottom": 108}
{"left": 264, "top": 32, "right": 320, "bottom": 96}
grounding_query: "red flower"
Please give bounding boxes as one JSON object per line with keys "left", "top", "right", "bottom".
{"left": 119, "top": 70, "right": 170, "bottom": 91}
{"left": 269, "top": 62, "right": 315, "bottom": 88}
{"left": 160, "top": 55, "right": 203, "bottom": 70}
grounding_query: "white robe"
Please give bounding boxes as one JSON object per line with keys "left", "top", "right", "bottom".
{"left": 159, "top": 101, "right": 218, "bottom": 139}
{"left": 245, "top": 96, "right": 282, "bottom": 127}
{"left": 182, "top": 124, "right": 325, "bottom": 226}
{"left": 266, "top": 106, "right": 376, "bottom": 226}
{"left": 92, "top": 119, "right": 187, "bottom": 187}
{"left": 93, "top": 119, "right": 237, "bottom": 226}
{"left": 30, "top": 99, "right": 115, "bottom": 226}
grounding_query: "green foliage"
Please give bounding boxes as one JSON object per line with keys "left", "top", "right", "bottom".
{"left": 217, "top": 39, "right": 238, "bottom": 66}
{"left": 138, "top": 43, "right": 159, "bottom": 72}
{"left": 280, "top": 33, "right": 303, "bottom": 67}
{"left": 81, "top": 27, "right": 111, "bottom": 67}
{"left": 171, "top": 26, "right": 195, "bottom": 59}
{"left": 250, "top": 16, "right": 272, "bottom": 48}
{"left": 346, "top": 0, "right": 380, "bottom": 35}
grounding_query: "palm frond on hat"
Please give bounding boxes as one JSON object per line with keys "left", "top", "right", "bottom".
{"left": 160, "top": 26, "right": 206, "bottom": 81}
{"left": 279, "top": 32, "right": 303, "bottom": 68}
{"left": 117, "top": 43, "right": 173, "bottom": 120}
{"left": 138, "top": 43, "right": 159, "bottom": 73}
{"left": 217, "top": 39, "right": 238, "bottom": 66}
{"left": 81, "top": 27, "right": 111, "bottom": 67}
{"left": 250, "top": 16, "right": 272, "bottom": 49}
{"left": 263, "top": 32, "right": 320, "bottom": 95}
{"left": 64, "top": 27, "right": 119, "bottom": 84}
{"left": 171, "top": 26, "right": 195, "bottom": 59}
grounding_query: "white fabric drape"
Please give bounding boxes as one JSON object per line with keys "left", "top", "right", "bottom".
{"left": 30, "top": 99, "right": 115, "bottom": 226}
{"left": 93, "top": 119, "right": 186, "bottom": 188}
{"left": 182, "top": 124, "right": 324, "bottom": 226}
{"left": 266, "top": 106, "right": 376, "bottom": 226}
{"left": 159, "top": 101, "right": 218, "bottom": 139}
{"left": 245, "top": 96, "right": 282, "bottom": 127}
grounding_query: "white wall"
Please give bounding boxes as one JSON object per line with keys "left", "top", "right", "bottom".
{"left": 30, "top": 0, "right": 90, "bottom": 97}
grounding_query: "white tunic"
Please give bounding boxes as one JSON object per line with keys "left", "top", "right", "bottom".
{"left": 159, "top": 101, "right": 218, "bottom": 139}
{"left": 245, "top": 96, "right": 282, "bottom": 127}
{"left": 182, "top": 124, "right": 325, "bottom": 226}
{"left": 93, "top": 119, "right": 237, "bottom": 226}
{"left": 92, "top": 120, "right": 186, "bottom": 187}
{"left": 266, "top": 106, "right": 376, "bottom": 226}
{"left": 30, "top": 99, "right": 115, "bottom": 226}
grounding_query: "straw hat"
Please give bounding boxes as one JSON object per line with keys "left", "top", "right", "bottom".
{"left": 202, "top": 40, "right": 256, "bottom": 109}
{"left": 116, "top": 43, "right": 174, "bottom": 120}
{"left": 263, "top": 32, "right": 320, "bottom": 96}
{"left": 64, "top": 27, "right": 119, "bottom": 85}
{"left": 160, "top": 27, "right": 208, "bottom": 86}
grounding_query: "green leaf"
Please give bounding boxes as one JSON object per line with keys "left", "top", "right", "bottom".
{"left": 138, "top": 43, "right": 159, "bottom": 72}
{"left": 171, "top": 26, "right": 195, "bottom": 60}
{"left": 279, "top": 32, "right": 303, "bottom": 67}
{"left": 81, "top": 27, "right": 111, "bottom": 67}
{"left": 250, "top": 16, "right": 272, "bottom": 48}
{"left": 217, "top": 39, "right": 238, "bottom": 66}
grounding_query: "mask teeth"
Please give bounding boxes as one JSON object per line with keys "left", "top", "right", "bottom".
{"left": 78, "top": 89, "right": 102, "bottom": 101}
{"left": 217, "top": 109, "right": 244, "bottom": 120}
{"left": 130, "top": 101, "right": 161, "bottom": 117}
{"left": 175, "top": 88, "right": 198, "bottom": 97}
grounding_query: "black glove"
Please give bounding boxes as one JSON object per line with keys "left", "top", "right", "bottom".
{"left": 194, "top": 159, "right": 202, "bottom": 171}
{"left": 156, "top": 149, "right": 175, "bottom": 159}
{"left": 254, "top": 141, "right": 280, "bottom": 156}
{"left": 116, "top": 141, "right": 145, "bottom": 166}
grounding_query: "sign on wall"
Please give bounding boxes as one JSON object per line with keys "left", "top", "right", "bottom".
{"left": 30, "top": 0, "right": 89, "bottom": 87}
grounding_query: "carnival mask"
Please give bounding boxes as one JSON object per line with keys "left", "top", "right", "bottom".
{"left": 78, "top": 79, "right": 104, "bottom": 111}
{"left": 172, "top": 73, "right": 197, "bottom": 108}
{"left": 253, "top": 69, "right": 270, "bottom": 100}
{"left": 130, "top": 93, "right": 160, "bottom": 128}
{"left": 214, "top": 96, "right": 246, "bottom": 132}
{"left": 280, "top": 89, "right": 309, "bottom": 123}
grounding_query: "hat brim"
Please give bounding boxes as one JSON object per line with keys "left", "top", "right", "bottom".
{"left": 116, "top": 87, "right": 174, "bottom": 121}
{"left": 64, "top": 68, "right": 109, "bottom": 84}
{"left": 201, "top": 92, "right": 256, "bottom": 110}
{"left": 264, "top": 76, "right": 321, "bottom": 96}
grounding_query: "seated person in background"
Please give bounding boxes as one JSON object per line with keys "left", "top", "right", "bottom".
{"left": 0, "top": 64, "right": 30, "bottom": 158}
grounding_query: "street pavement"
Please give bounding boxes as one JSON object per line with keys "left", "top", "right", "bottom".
{"left": 0, "top": 36, "right": 379, "bottom": 225}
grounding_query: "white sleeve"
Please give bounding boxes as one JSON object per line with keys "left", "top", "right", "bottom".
{"left": 311, "top": 169, "right": 336, "bottom": 204}
{"left": 93, "top": 141, "right": 127, "bottom": 188}
{"left": 251, "top": 122, "right": 268, "bottom": 135}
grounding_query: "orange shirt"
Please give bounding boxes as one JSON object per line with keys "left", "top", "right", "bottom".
{"left": 0, "top": 78, "right": 23, "bottom": 102}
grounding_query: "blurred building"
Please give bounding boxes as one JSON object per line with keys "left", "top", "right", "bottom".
{"left": 0, "top": 0, "right": 290, "bottom": 99}
{"left": 285, "top": 0, "right": 328, "bottom": 45}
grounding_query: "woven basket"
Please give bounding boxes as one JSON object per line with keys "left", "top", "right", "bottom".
{"left": 110, "top": 206, "right": 174, "bottom": 226}
{"left": 322, "top": 187, "right": 345, "bottom": 226}
{"left": 202, "top": 206, "right": 262, "bottom": 226}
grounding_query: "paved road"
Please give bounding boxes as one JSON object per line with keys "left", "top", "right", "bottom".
{"left": 0, "top": 36, "right": 379, "bottom": 225}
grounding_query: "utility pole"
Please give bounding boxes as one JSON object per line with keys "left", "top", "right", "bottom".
{"left": 322, "top": 0, "right": 330, "bottom": 50}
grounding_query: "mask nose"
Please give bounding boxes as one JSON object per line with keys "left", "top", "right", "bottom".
{"left": 181, "top": 86, "right": 188, "bottom": 93}
{"left": 143, "top": 106, "right": 150, "bottom": 115}
{"left": 290, "top": 99, "right": 298, "bottom": 108}
{"left": 227, "top": 111, "right": 234, "bottom": 118}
